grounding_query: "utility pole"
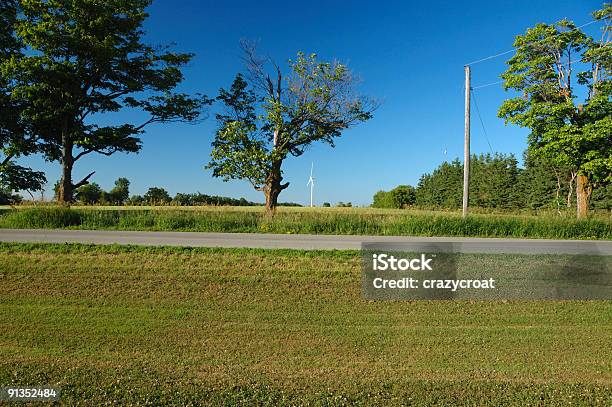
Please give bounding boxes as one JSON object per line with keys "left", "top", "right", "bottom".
{"left": 462, "top": 65, "right": 471, "bottom": 218}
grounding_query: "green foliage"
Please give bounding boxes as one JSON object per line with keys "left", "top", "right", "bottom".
{"left": 412, "top": 152, "right": 610, "bottom": 212}
{"left": 372, "top": 190, "right": 394, "bottom": 208}
{"left": 518, "top": 151, "right": 576, "bottom": 210}
{"left": 54, "top": 177, "right": 131, "bottom": 205}
{"left": 1, "top": 0, "right": 211, "bottom": 201}
{"left": 322, "top": 202, "right": 331, "bottom": 207}
{"left": 75, "top": 182, "right": 103, "bottom": 205}
{"left": 108, "top": 177, "right": 130, "bottom": 205}
{"left": 143, "top": 187, "right": 171, "bottom": 205}
{"left": 592, "top": 183, "right": 612, "bottom": 210}
{"left": 126, "top": 194, "right": 145, "bottom": 206}
{"left": 470, "top": 154, "right": 520, "bottom": 209}
{"left": 410, "top": 153, "right": 605, "bottom": 211}
{"left": 0, "top": 187, "right": 21, "bottom": 204}
{"left": 1, "top": 207, "right": 610, "bottom": 239}
{"left": 0, "top": 162, "right": 45, "bottom": 192}
{"left": 392, "top": 185, "right": 416, "bottom": 208}
{"left": 207, "top": 74, "right": 269, "bottom": 188}
{"left": 498, "top": 8, "right": 612, "bottom": 187}
{"left": 207, "top": 45, "right": 375, "bottom": 209}
{"left": 373, "top": 185, "right": 416, "bottom": 208}
{"left": 415, "top": 159, "right": 464, "bottom": 208}
{"left": 172, "top": 192, "right": 256, "bottom": 206}
{"left": 0, "top": 0, "right": 45, "bottom": 193}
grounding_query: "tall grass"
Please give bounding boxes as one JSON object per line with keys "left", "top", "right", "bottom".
{"left": 0, "top": 206, "right": 610, "bottom": 239}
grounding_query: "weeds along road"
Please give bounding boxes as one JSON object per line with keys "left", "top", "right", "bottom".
{"left": 0, "top": 229, "right": 611, "bottom": 254}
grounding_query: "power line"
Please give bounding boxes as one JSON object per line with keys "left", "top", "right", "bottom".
{"left": 471, "top": 90, "right": 494, "bottom": 155}
{"left": 465, "top": 50, "right": 515, "bottom": 66}
{"left": 472, "top": 80, "right": 505, "bottom": 90}
{"left": 471, "top": 56, "right": 584, "bottom": 90}
{"left": 465, "top": 19, "right": 600, "bottom": 66}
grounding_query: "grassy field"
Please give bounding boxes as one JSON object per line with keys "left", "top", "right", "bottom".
{"left": 0, "top": 243, "right": 610, "bottom": 405}
{"left": 5, "top": 203, "right": 612, "bottom": 217}
{"left": 0, "top": 205, "right": 611, "bottom": 239}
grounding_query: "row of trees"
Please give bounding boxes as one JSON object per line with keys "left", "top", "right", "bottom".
{"left": 127, "top": 189, "right": 266, "bottom": 206}
{"left": 416, "top": 155, "right": 521, "bottom": 210}
{"left": 72, "top": 178, "right": 130, "bottom": 205}
{"left": 373, "top": 153, "right": 611, "bottom": 211}
{"left": 58, "top": 177, "right": 302, "bottom": 207}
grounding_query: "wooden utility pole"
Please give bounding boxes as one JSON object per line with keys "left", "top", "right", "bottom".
{"left": 462, "top": 65, "right": 471, "bottom": 218}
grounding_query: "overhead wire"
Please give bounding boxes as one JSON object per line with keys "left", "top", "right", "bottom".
{"left": 471, "top": 56, "right": 587, "bottom": 90}
{"left": 459, "top": 16, "right": 606, "bottom": 162}
{"left": 470, "top": 90, "right": 494, "bottom": 155}
{"left": 472, "top": 80, "right": 505, "bottom": 90}
{"left": 464, "top": 19, "right": 600, "bottom": 66}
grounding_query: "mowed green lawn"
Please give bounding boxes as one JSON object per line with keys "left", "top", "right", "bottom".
{"left": 0, "top": 243, "right": 611, "bottom": 405}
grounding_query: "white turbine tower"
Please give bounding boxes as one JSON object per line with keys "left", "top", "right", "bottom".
{"left": 307, "top": 162, "right": 315, "bottom": 207}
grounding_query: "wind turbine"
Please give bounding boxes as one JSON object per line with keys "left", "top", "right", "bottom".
{"left": 307, "top": 162, "right": 315, "bottom": 207}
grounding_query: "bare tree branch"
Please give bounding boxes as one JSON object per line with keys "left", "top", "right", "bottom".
{"left": 72, "top": 171, "right": 96, "bottom": 189}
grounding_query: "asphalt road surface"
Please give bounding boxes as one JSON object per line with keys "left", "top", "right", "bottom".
{"left": 0, "top": 229, "right": 611, "bottom": 254}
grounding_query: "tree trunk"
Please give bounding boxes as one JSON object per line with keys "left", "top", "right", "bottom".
{"left": 566, "top": 172, "right": 576, "bottom": 208}
{"left": 576, "top": 174, "right": 592, "bottom": 219}
{"left": 58, "top": 137, "right": 73, "bottom": 204}
{"left": 263, "top": 183, "right": 281, "bottom": 215}
{"left": 262, "top": 159, "right": 289, "bottom": 215}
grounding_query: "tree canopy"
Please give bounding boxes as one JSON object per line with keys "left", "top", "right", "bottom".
{"left": 207, "top": 43, "right": 376, "bottom": 213}
{"left": 0, "top": 0, "right": 45, "bottom": 195}
{"left": 372, "top": 185, "right": 416, "bottom": 209}
{"left": 498, "top": 5, "right": 611, "bottom": 217}
{"left": 2, "top": 0, "right": 211, "bottom": 203}
{"left": 397, "top": 153, "right": 611, "bottom": 212}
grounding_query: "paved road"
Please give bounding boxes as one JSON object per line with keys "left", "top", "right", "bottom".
{"left": 0, "top": 228, "right": 611, "bottom": 254}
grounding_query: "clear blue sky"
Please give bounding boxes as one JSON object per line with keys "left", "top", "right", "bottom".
{"left": 20, "top": 0, "right": 604, "bottom": 206}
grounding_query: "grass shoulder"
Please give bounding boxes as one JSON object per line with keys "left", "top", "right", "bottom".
{"left": 1, "top": 243, "right": 611, "bottom": 404}
{"left": 0, "top": 206, "right": 610, "bottom": 239}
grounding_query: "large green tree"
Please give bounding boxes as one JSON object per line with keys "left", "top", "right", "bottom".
{"left": 207, "top": 43, "right": 376, "bottom": 214}
{"left": 414, "top": 155, "right": 524, "bottom": 210}
{"left": 144, "top": 186, "right": 171, "bottom": 205}
{"left": 75, "top": 182, "right": 103, "bottom": 205}
{"left": 498, "top": 5, "right": 611, "bottom": 218}
{"left": 0, "top": 0, "right": 45, "bottom": 195}
{"left": 415, "top": 159, "right": 463, "bottom": 208}
{"left": 108, "top": 177, "right": 130, "bottom": 205}
{"left": 2, "top": 0, "right": 211, "bottom": 203}
{"left": 372, "top": 185, "right": 416, "bottom": 209}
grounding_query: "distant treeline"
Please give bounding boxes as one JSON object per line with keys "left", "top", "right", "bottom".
{"left": 16, "top": 179, "right": 302, "bottom": 207}
{"left": 373, "top": 153, "right": 612, "bottom": 211}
